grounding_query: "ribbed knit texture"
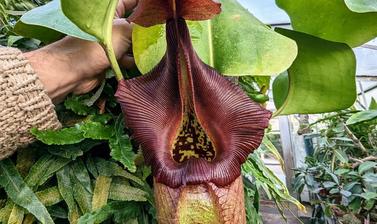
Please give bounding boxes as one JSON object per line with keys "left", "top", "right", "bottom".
{"left": 0, "top": 47, "right": 61, "bottom": 159}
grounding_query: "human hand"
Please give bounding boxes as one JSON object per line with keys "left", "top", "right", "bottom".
{"left": 24, "top": 0, "right": 137, "bottom": 103}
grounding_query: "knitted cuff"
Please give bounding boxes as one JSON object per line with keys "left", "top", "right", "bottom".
{"left": 0, "top": 47, "right": 61, "bottom": 159}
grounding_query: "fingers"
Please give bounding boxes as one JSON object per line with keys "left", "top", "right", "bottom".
{"left": 116, "top": 0, "right": 138, "bottom": 18}
{"left": 112, "top": 19, "right": 133, "bottom": 59}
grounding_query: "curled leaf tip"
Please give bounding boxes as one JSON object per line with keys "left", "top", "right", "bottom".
{"left": 128, "top": 0, "right": 222, "bottom": 27}
{"left": 116, "top": 18, "right": 271, "bottom": 188}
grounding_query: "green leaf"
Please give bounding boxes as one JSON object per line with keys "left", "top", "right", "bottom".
{"left": 31, "top": 126, "right": 84, "bottom": 145}
{"left": 0, "top": 159, "right": 54, "bottom": 224}
{"left": 344, "top": 0, "right": 377, "bottom": 13}
{"left": 109, "top": 180, "right": 148, "bottom": 202}
{"left": 358, "top": 161, "right": 377, "bottom": 174}
{"left": 47, "top": 139, "right": 100, "bottom": 160}
{"left": 346, "top": 110, "right": 377, "bottom": 125}
{"left": 276, "top": 0, "right": 377, "bottom": 47}
{"left": 13, "top": 0, "right": 96, "bottom": 43}
{"left": 89, "top": 158, "right": 144, "bottom": 186}
{"left": 69, "top": 160, "right": 93, "bottom": 213}
{"left": 80, "top": 122, "right": 113, "bottom": 140}
{"left": 133, "top": 0, "right": 297, "bottom": 76}
{"left": 57, "top": 167, "right": 80, "bottom": 224}
{"left": 25, "top": 154, "right": 70, "bottom": 188}
{"left": 358, "top": 192, "right": 377, "bottom": 200}
{"left": 370, "top": 98, "right": 377, "bottom": 110}
{"left": 323, "top": 181, "right": 337, "bottom": 188}
{"left": 77, "top": 201, "right": 142, "bottom": 224}
{"left": 64, "top": 94, "right": 97, "bottom": 116}
{"left": 273, "top": 29, "right": 356, "bottom": 115}
{"left": 109, "top": 116, "right": 136, "bottom": 172}
{"left": 334, "top": 149, "right": 349, "bottom": 163}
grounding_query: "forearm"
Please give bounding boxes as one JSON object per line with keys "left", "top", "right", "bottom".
{"left": 0, "top": 47, "right": 61, "bottom": 159}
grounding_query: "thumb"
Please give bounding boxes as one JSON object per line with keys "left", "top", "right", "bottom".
{"left": 116, "top": 0, "right": 138, "bottom": 18}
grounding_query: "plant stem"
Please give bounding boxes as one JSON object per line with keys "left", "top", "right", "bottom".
{"left": 103, "top": 41, "right": 126, "bottom": 81}
{"left": 342, "top": 123, "right": 368, "bottom": 155}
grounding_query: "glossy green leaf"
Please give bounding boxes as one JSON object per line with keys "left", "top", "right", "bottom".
{"left": 276, "top": 0, "right": 377, "bottom": 47}
{"left": 346, "top": 110, "right": 377, "bottom": 125}
{"left": 80, "top": 122, "right": 113, "bottom": 140}
{"left": 345, "top": 0, "right": 377, "bottom": 13}
{"left": 273, "top": 29, "right": 356, "bottom": 115}
{"left": 31, "top": 127, "right": 84, "bottom": 145}
{"left": 13, "top": 0, "right": 96, "bottom": 42}
{"left": 133, "top": 0, "right": 297, "bottom": 76}
{"left": 109, "top": 116, "right": 136, "bottom": 172}
{"left": 0, "top": 159, "right": 54, "bottom": 224}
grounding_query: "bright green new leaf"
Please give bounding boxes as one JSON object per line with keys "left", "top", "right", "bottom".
{"left": 273, "top": 29, "right": 356, "bottom": 115}
{"left": 276, "top": 0, "right": 377, "bottom": 47}
{"left": 80, "top": 122, "right": 113, "bottom": 140}
{"left": 109, "top": 116, "right": 136, "bottom": 172}
{"left": 31, "top": 126, "right": 84, "bottom": 145}
{"left": 346, "top": 110, "right": 377, "bottom": 125}
{"left": 14, "top": 0, "right": 96, "bottom": 42}
{"left": 0, "top": 159, "right": 54, "bottom": 224}
{"left": 345, "top": 0, "right": 377, "bottom": 13}
{"left": 133, "top": 0, "right": 297, "bottom": 76}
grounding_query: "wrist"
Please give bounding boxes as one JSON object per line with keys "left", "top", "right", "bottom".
{"left": 24, "top": 45, "right": 81, "bottom": 103}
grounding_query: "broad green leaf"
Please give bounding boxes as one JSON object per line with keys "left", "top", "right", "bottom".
{"left": 31, "top": 126, "right": 84, "bottom": 145}
{"left": 276, "top": 0, "right": 377, "bottom": 47}
{"left": 358, "top": 161, "right": 377, "bottom": 174}
{"left": 109, "top": 116, "right": 136, "bottom": 172}
{"left": 133, "top": 0, "right": 297, "bottom": 76}
{"left": 57, "top": 167, "right": 80, "bottom": 224}
{"left": 13, "top": 0, "right": 96, "bottom": 43}
{"left": 345, "top": 0, "right": 377, "bottom": 13}
{"left": 0, "top": 159, "right": 54, "bottom": 224}
{"left": 273, "top": 29, "right": 356, "bottom": 115}
{"left": 77, "top": 201, "right": 142, "bottom": 224}
{"left": 346, "top": 110, "right": 377, "bottom": 125}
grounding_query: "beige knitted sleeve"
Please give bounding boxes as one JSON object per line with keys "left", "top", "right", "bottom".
{"left": 0, "top": 47, "right": 61, "bottom": 159}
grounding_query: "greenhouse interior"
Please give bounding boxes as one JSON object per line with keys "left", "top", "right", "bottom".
{"left": 0, "top": 0, "right": 376, "bottom": 223}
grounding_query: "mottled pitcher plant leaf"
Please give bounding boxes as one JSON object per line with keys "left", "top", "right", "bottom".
{"left": 128, "top": 0, "right": 222, "bottom": 27}
{"left": 116, "top": 19, "right": 271, "bottom": 188}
